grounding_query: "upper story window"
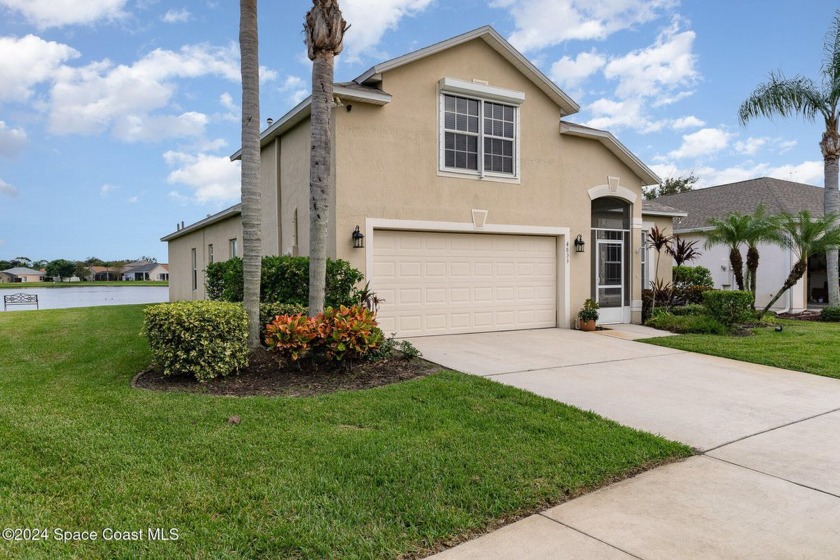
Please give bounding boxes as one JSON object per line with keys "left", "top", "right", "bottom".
{"left": 438, "top": 77, "right": 523, "bottom": 181}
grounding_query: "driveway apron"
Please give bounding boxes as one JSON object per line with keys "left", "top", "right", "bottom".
{"left": 412, "top": 328, "right": 840, "bottom": 560}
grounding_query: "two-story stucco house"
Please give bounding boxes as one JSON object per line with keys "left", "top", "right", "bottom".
{"left": 162, "top": 26, "right": 680, "bottom": 336}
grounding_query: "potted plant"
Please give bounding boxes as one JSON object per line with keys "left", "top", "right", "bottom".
{"left": 578, "top": 298, "right": 599, "bottom": 331}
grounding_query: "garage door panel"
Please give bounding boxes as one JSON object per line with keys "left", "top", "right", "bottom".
{"left": 374, "top": 230, "right": 557, "bottom": 337}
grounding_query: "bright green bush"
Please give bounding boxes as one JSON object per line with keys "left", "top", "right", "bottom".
{"left": 205, "top": 256, "right": 364, "bottom": 308}
{"left": 821, "top": 306, "right": 840, "bottom": 322}
{"left": 670, "top": 304, "right": 707, "bottom": 316}
{"left": 143, "top": 301, "right": 248, "bottom": 381}
{"left": 702, "top": 290, "right": 755, "bottom": 326}
{"left": 672, "top": 266, "right": 714, "bottom": 289}
{"left": 646, "top": 312, "right": 728, "bottom": 335}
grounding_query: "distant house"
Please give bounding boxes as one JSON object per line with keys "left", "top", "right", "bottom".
{"left": 89, "top": 266, "right": 122, "bottom": 281}
{"left": 1, "top": 267, "right": 46, "bottom": 283}
{"left": 656, "top": 177, "right": 826, "bottom": 312}
{"left": 122, "top": 262, "right": 169, "bottom": 281}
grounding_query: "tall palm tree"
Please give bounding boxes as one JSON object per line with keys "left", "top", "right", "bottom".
{"left": 742, "top": 205, "right": 783, "bottom": 306}
{"left": 738, "top": 10, "right": 840, "bottom": 306}
{"left": 704, "top": 213, "right": 752, "bottom": 291}
{"left": 304, "top": 0, "right": 348, "bottom": 316}
{"left": 240, "top": 0, "right": 262, "bottom": 347}
{"left": 760, "top": 211, "right": 840, "bottom": 317}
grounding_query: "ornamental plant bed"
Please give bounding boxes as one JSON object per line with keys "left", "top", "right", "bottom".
{"left": 134, "top": 348, "right": 441, "bottom": 397}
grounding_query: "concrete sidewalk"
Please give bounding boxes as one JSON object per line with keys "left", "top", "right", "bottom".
{"left": 410, "top": 327, "right": 840, "bottom": 559}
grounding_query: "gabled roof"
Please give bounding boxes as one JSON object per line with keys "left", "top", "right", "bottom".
{"left": 161, "top": 204, "right": 242, "bottom": 242}
{"left": 124, "top": 263, "right": 160, "bottom": 273}
{"left": 355, "top": 26, "right": 579, "bottom": 116}
{"left": 231, "top": 25, "right": 582, "bottom": 162}
{"left": 656, "top": 177, "right": 824, "bottom": 232}
{"left": 559, "top": 121, "right": 660, "bottom": 186}
{"left": 2, "top": 267, "right": 44, "bottom": 276}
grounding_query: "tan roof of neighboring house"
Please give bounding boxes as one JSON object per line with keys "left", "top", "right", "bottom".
{"left": 656, "top": 177, "right": 824, "bottom": 233}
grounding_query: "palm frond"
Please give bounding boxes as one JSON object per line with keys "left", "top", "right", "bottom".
{"left": 823, "top": 10, "right": 840, "bottom": 95}
{"left": 738, "top": 72, "right": 825, "bottom": 125}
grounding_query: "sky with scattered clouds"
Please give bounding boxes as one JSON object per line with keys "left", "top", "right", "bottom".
{"left": 0, "top": 0, "right": 836, "bottom": 262}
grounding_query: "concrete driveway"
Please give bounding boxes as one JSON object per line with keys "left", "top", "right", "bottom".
{"left": 409, "top": 328, "right": 840, "bottom": 559}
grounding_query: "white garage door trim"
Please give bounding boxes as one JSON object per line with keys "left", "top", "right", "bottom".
{"left": 365, "top": 218, "right": 571, "bottom": 334}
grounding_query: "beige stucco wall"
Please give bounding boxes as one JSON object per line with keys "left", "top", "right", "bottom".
{"left": 167, "top": 216, "right": 243, "bottom": 301}
{"left": 260, "top": 139, "right": 281, "bottom": 256}
{"left": 334, "top": 38, "right": 647, "bottom": 325}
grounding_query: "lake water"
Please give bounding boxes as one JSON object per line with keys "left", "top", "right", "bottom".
{"left": 1, "top": 286, "right": 169, "bottom": 311}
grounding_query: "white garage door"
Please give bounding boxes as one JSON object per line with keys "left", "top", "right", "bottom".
{"left": 373, "top": 230, "right": 557, "bottom": 337}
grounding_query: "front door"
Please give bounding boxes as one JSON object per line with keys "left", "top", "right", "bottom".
{"left": 596, "top": 238, "right": 626, "bottom": 324}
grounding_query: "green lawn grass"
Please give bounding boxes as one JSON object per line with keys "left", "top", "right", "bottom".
{"left": 643, "top": 319, "right": 840, "bottom": 378}
{"left": 0, "top": 281, "right": 167, "bottom": 289}
{"left": 0, "top": 306, "right": 690, "bottom": 559}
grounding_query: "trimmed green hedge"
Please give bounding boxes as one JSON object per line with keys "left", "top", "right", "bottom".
{"left": 821, "top": 306, "right": 840, "bottom": 322}
{"left": 143, "top": 301, "right": 248, "bottom": 381}
{"left": 646, "top": 312, "right": 728, "bottom": 335}
{"left": 205, "top": 256, "right": 363, "bottom": 308}
{"left": 702, "top": 290, "right": 755, "bottom": 326}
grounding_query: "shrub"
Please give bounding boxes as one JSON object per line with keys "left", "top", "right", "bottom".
{"left": 265, "top": 305, "right": 384, "bottom": 366}
{"left": 702, "top": 290, "right": 755, "bottom": 327}
{"left": 264, "top": 313, "right": 318, "bottom": 363}
{"left": 319, "top": 305, "right": 384, "bottom": 364}
{"left": 370, "top": 336, "right": 422, "bottom": 361}
{"left": 677, "top": 284, "right": 712, "bottom": 305}
{"left": 260, "top": 302, "right": 307, "bottom": 341}
{"left": 821, "top": 306, "right": 840, "bottom": 322}
{"left": 672, "top": 266, "right": 714, "bottom": 289}
{"left": 670, "top": 304, "right": 707, "bottom": 317}
{"left": 206, "top": 258, "right": 243, "bottom": 302}
{"left": 646, "top": 312, "right": 728, "bottom": 335}
{"left": 143, "top": 301, "right": 248, "bottom": 381}
{"left": 206, "top": 256, "right": 363, "bottom": 308}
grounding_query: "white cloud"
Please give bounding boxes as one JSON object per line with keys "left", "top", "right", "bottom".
{"left": 127, "top": 196, "right": 139, "bottom": 203}
{"left": 656, "top": 160, "right": 823, "bottom": 189}
{"left": 341, "top": 0, "right": 435, "bottom": 62}
{"left": 671, "top": 115, "right": 704, "bottom": 130}
{"left": 668, "top": 127, "right": 732, "bottom": 159}
{"left": 100, "top": 184, "right": 119, "bottom": 196}
{"left": 549, "top": 50, "right": 606, "bottom": 90}
{"left": 0, "top": 35, "right": 80, "bottom": 103}
{"left": 603, "top": 19, "right": 698, "bottom": 99}
{"left": 49, "top": 43, "right": 240, "bottom": 139}
{"left": 494, "top": 0, "right": 675, "bottom": 52}
{"left": 0, "top": 121, "right": 27, "bottom": 158}
{"left": 280, "top": 75, "right": 309, "bottom": 106}
{"left": 0, "top": 177, "right": 19, "bottom": 197}
{"left": 164, "top": 151, "right": 241, "bottom": 203}
{"left": 584, "top": 97, "right": 665, "bottom": 133}
{"left": 734, "top": 137, "right": 767, "bottom": 156}
{"left": 0, "top": 0, "right": 128, "bottom": 29}
{"left": 162, "top": 8, "right": 191, "bottom": 23}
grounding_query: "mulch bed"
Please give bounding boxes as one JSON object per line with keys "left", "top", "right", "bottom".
{"left": 133, "top": 349, "right": 442, "bottom": 397}
{"left": 777, "top": 310, "right": 822, "bottom": 321}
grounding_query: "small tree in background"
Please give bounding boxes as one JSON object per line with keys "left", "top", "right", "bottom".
{"left": 46, "top": 259, "right": 76, "bottom": 280}
{"left": 644, "top": 174, "right": 698, "bottom": 200}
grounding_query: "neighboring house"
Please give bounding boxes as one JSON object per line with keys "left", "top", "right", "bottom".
{"left": 0, "top": 271, "right": 14, "bottom": 283}
{"left": 1, "top": 267, "right": 46, "bottom": 283}
{"left": 122, "top": 262, "right": 168, "bottom": 281}
{"left": 90, "top": 266, "right": 122, "bottom": 281}
{"left": 163, "top": 26, "right": 682, "bottom": 335}
{"left": 656, "top": 177, "right": 826, "bottom": 312}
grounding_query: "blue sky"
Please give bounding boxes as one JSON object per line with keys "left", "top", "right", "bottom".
{"left": 0, "top": 0, "right": 836, "bottom": 263}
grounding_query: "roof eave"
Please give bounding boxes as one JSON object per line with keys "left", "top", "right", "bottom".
{"left": 559, "top": 122, "right": 660, "bottom": 186}
{"left": 161, "top": 204, "right": 243, "bottom": 242}
{"left": 642, "top": 210, "right": 689, "bottom": 218}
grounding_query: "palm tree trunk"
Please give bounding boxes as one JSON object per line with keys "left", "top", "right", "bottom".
{"left": 308, "top": 51, "right": 334, "bottom": 316}
{"left": 747, "top": 245, "right": 759, "bottom": 309}
{"left": 761, "top": 259, "right": 807, "bottom": 317}
{"left": 240, "top": 0, "right": 262, "bottom": 348}
{"left": 822, "top": 129, "right": 840, "bottom": 306}
{"left": 729, "top": 247, "right": 745, "bottom": 291}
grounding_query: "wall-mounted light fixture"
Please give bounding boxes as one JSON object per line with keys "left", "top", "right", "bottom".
{"left": 574, "top": 234, "right": 585, "bottom": 253}
{"left": 352, "top": 225, "right": 365, "bottom": 249}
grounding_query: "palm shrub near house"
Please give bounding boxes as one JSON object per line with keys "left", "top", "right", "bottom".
{"left": 143, "top": 301, "right": 248, "bottom": 381}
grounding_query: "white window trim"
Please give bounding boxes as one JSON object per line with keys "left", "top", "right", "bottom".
{"left": 438, "top": 78, "right": 523, "bottom": 183}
